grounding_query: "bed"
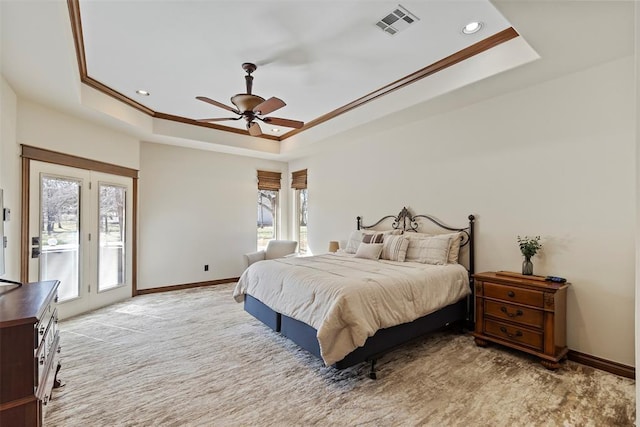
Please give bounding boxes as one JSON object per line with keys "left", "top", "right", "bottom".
{"left": 234, "top": 207, "right": 475, "bottom": 378}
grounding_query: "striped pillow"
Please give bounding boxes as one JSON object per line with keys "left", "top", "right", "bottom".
{"left": 381, "top": 235, "right": 409, "bottom": 262}
{"left": 362, "top": 232, "right": 384, "bottom": 244}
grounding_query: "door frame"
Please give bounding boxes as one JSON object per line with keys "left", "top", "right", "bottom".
{"left": 20, "top": 145, "right": 139, "bottom": 296}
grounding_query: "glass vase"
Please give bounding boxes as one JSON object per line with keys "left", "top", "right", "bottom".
{"left": 522, "top": 258, "right": 533, "bottom": 275}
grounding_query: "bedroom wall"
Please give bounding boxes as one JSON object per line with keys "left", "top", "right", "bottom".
{"left": 0, "top": 75, "right": 20, "bottom": 280}
{"left": 137, "top": 142, "right": 288, "bottom": 289}
{"left": 17, "top": 100, "right": 140, "bottom": 169}
{"left": 289, "top": 55, "right": 636, "bottom": 366}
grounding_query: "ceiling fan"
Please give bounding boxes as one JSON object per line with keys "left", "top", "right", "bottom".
{"left": 196, "top": 62, "right": 304, "bottom": 137}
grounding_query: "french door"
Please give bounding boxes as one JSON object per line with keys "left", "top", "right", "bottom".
{"left": 28, "top": 161, "right": 133, "bottom": 319}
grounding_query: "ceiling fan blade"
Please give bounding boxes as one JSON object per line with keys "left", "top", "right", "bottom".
{"left": 196, "top": 96, "right": 240, "bottom": 114}
{"left": 198, "top": 117, "right": 241, "bottom": 123}
{"left": 247, "top": 122, "right": 262, "bottom": 136}
{"left": 262, "top": 117, "right": 304, "bottom": 129}
{"left": 253, "top": 97, "right": 286, "bottom": 115}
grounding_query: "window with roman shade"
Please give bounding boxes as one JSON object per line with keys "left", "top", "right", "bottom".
{"left": 291, "top": 169, "right": 307, "bottom": 190}
{"left": 291, "top": 169, "right": 308, "bottom": 253}
{"left": 257, "top": 170, "right": 281, "bottom": 250}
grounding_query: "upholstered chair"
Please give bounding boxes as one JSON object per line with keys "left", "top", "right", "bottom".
{"left": 244, "top": 240, "right": 298, "bottom": 269}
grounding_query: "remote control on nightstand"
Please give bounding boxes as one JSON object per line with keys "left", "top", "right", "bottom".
{"left": 546, "top": 276, "right": 567, "bottom": 283}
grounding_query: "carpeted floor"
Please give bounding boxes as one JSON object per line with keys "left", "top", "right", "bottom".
{"left": 45, "top": 283, "right": 635, "bottom": 426}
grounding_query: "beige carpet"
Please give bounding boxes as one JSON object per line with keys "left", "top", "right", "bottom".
{"left": 45, "top": 283, "right": 635, "bottom": 426}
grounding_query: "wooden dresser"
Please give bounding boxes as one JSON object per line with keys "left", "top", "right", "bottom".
{"left": 472, "top": 272, "right": 569, "bottom": 369}
{"left": 0, "top": 280, "right": 61, "bottom": 426}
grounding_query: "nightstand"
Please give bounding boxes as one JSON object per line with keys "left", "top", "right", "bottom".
{"left": 472, "top": 271, "right": 569, "bottom": 369}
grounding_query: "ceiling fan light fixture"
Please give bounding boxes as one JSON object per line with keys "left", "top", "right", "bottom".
{"left": 196, "top": 62, "right": 303, "bottom": 137}
{"left": 136, "top": 89, "right": 150, "bottom": 96}
{"left": 230, "top": 94, "right": 265, "bottom": 112}
{"left": 462, "top": 21, "right": 483, "bottom": 34}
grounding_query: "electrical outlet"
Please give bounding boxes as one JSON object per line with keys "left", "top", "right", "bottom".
{"left": 204, "top": 264, "right": 209, "bottom": 272}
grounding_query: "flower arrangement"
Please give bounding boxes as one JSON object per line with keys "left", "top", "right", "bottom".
{"left": 517, "top": 235, "right": 542, "bottom": 260}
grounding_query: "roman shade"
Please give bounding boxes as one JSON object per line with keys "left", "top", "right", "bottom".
{"left": 291, "top": 169, "right": 307, "bottom": 190}
{"left": 257, "top": 170, "right": 281, "bottom": 191}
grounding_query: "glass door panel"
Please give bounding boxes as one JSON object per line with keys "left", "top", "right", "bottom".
{"left": 40, "top": 175, "right": 81, "bottom": 302}
{"left": 98, "top": 183, "right": 126, "bottom": 292}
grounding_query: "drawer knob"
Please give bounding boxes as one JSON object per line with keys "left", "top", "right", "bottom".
{"left": 507, "top": 291, "right": 515, "bottom": 298}
{"left": 500, "top": 306, "right": 523, "bottom": 317}
{"left": 499, "top": 326, "right": 523, "bottom": 338}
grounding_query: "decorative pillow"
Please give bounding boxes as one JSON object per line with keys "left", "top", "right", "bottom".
{"left": 381, "top": 235, "right": 409, "bottom": 262}
{"left": 405, "top": 234, "right": 452, "bottom": 265}
{"left": 362, "top": 233, "right": 384, "bottom": 244}
{"left": 344, "top": 229, "right": 401, "bottom": 253}
{"left": 354, "top": 242, "right": 384, "bottom": 260}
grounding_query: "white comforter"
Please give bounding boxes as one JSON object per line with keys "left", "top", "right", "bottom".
{"left": 233, "top": 253, "right": 470, "bottom": 365}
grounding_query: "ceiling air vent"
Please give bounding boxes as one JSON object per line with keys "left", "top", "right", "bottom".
{"left": 375, "top": 5, "right": 419, "bottom": 36}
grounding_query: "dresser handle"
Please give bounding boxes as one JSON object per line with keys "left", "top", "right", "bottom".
{"left": 499, "top": 326, "right": 523, "bottom": 338}
{"left": 500, "top": 306, "right": 523, "bottom": 317}
{"left": 507, "top": 291, "right": 515, "bottom": 297}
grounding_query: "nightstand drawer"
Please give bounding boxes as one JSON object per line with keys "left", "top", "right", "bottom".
{"left": 484, "top": 319, "right": 543, "bottom": 351}
{"left": 484, "top": 282, "right": 543, "bottom": 307}
{"left": 484, "top": 300, "right": 543, "bottom": 329}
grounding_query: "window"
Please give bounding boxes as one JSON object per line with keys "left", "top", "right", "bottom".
{"left": 291, "top": 169, "right": 308, "bottom": 254}
{"left": 257, "top": 170, "right": 281, "bottom": 250}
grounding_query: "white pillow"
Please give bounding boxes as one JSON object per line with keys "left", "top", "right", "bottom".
{"left": 404, "top": 232, "right": 462, "bottom": 264}
{"left": 345, "top": 230, "right": 365, "bottom": 254}
{"left": 354, "top": 243, "right": 383, "bottom": 260}
{"left": 405, "top": 234, "right": 452, "bottom": 265}
{"left": 445, "top": 232, "right": 463, "bottom": 264}
{"left": 381, "top": 235, "right": 409, "bottom": 262}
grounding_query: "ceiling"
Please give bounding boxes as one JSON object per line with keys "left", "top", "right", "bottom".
{"left": 0, "top": 1, "right": 635, "bottom": 160}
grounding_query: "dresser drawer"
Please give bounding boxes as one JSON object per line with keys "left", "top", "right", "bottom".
{"left": 484, "top": 319, "right": 543, "bottom": 351}
{"left": 484, "top": 300, "right": 544, "bottom": 329}
{"left": 35, "top": 303, "right": 56, "bottom": 348}
{"left": 484, "top": 282, "right": 543, "bottom": 307}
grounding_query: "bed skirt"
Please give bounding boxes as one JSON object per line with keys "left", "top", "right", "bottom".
{"left": 244, "top": 294, "right": 467, "bottom": 369}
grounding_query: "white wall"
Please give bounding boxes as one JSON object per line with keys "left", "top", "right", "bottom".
{"left": 0, "top": 76, "right": 20, "bottom": 279}
{"left": 17, "top": 100, "right": 140, "bottom": 169}
{"left": 137, "top": 142, "right": 288, "bottom": 289}
{"left": 290, "top": 56, "right": 636, "bottom": 366}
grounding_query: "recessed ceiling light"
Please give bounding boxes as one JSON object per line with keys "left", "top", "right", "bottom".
{"left": 136, "top": 90, "right": 150, "bottom": 96}
{"left": 462, "top": 21, "right": 482, "bottom": 35}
